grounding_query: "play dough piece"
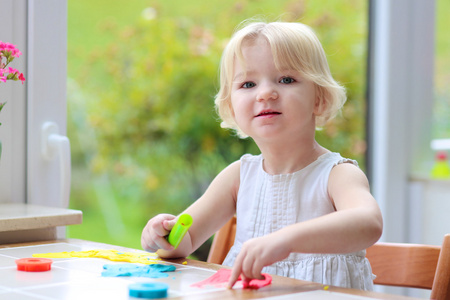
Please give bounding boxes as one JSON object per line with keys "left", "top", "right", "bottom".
{"left": 190, "top": 268, "right": 272, "bottom": 289}
{"left": 129, "top": 282, "right": 169, "bottom": 298}
{"left": 16, "top": 258, "right": 53, "bottom": 272}
{"left": 102, "top": 263, "right": 176, "bottom": 278}
{"left": 243, "top": 273, "right": 273, "bottom": 289}
{"left": 191, "top": 268, "right": 235, "bottom": 288}
{"left": 32, "top": 249, "right": 160, "bottom": 264}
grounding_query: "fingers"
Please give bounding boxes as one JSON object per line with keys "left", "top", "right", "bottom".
{"left": 227, "top": 252, "right": 243, "bottom": 288}
{"left": 141, "top": 214, "right": 176, "bottom": 252}
{"left": 241, "top": 253, "right": 264, "bottom": 280}
{"left": 152, "top": 231, "right": 174, "bottom": 251}
{"left": 227, "top": 245, "right": 264, "bottom": 289}
{"left": 163, "top": 219, "right": 177, "bottom": 231}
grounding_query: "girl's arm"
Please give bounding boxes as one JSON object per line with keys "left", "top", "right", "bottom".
{"left": 141, "top": 160, "right": 240, "bottom": 258}
{"left": 228, "top": 162, "right": 383, "bottom": 287}
{"left": 283, "top": 162, "right": 383, "bottom": 253}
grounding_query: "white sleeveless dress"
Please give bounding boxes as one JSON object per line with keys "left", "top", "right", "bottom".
{"left": 222, "top": 152, "right": 374, "bottom": 290}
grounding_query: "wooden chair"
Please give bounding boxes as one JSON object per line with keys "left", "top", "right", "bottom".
{"left": 207, "top": 216, "right": 450, "bottom": 300}
{"left": 207, "top": 215, "right": 236, "bottom": 264}
{"left": 366, "top": 234, "right": 450, "bottom": 300}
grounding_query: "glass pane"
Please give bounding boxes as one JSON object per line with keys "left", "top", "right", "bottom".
{"left": 432, "top": 0, "right": 450, "bottom": 145}
{"left": 66, "top": 0, "right": 369, "bottom": 259}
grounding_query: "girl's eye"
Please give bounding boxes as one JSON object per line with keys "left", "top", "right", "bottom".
{"left": 242, "top": 82, "right": 256, "bottom": 88}
{"left": 280, "top": 77, "right": 295, "bottom": 84}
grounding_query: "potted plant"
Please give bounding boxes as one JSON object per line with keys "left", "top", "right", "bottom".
{"left": 0, "top": 41, "right": 26, "bottom": 159}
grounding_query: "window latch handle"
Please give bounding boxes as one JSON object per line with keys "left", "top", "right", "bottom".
{"left": 41, "top": 121, "right": 71, "bottom": 208}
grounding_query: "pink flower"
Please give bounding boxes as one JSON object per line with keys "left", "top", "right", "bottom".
{"left": 8, "top": 67, "right": 18, "bottom": 74}
{"left": 8, "top": 67, "right": 18, "bottom": 75}
{"left": 13, "top": 49, "right": 22, "bottom": 57}
{"left": 0, "top": 66, "right": 25, "bottom": 83}
{"left": 0, "top": 41, "right": 22, "bottom": 62}
{"left": 0, "top": 41, "right": 18, "bottom": 52}
{"left": 0, "top": 40, "right": 25, "bottom": 125}
{"left": 18, "top": 72, "right": 25, "bottom": 84}
{"left": 0, "top": 68, "right": 5, "bottom": 82}
{"left": 0, "top": 41, "right": 25, "bottom": 84}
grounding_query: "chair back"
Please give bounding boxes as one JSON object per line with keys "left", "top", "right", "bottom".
{"left": 207, "top": 217, "right": 450, "bottom": 300}
{"left": 207, "top": 215, "right": 236, "bottom": 264}
{"left": 431, "top": 234, "right": 450, "bottom": 300}
{"left": 366, "top": 234, "right": 450, "bottom": 300}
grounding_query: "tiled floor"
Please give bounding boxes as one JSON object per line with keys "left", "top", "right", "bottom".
{"left": 0, "top": 243, "right": 223, "bottom": 300}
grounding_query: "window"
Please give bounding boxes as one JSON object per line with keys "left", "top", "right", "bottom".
{"left": 432, "top": 0, "right": 450, "bottom": 144}
{"left": 0, "top": 0, "right": 80, "bottom": 244}
{"left": 66, "top": 1, "right": 370, "bottom": 255}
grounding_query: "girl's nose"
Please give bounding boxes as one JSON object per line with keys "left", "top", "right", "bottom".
{"left": 256, "top": 84, "right": 278, "bottom": 102}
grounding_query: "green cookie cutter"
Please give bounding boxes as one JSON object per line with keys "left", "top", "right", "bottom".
{"left": 167, "top": 214, "right": 193, "bottom": 249}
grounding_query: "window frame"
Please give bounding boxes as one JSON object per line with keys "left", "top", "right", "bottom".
{"left": 367, "top": 0, "right": 436, "bottom": 243}
{"left": 0, "top": 0, "right": 69, "bottom": 207}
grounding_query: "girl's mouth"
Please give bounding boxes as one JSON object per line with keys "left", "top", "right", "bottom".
{"left": 256, "top": 110, "right": 281, "bottom": 117}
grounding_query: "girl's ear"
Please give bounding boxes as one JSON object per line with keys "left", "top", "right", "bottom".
{"left": 313, "top": 86, "right": 326, "bottom": 116}
{"left": 228, "top": 99, "right": 236, "bottom": 118}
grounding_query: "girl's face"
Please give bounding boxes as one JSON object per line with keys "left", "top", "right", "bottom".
{"left": 230, "top": 37, "right": 319, "bottom": 143}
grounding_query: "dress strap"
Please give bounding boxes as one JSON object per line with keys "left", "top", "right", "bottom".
{"left": 334, "top": 158, "right": 358, "bottom": 167}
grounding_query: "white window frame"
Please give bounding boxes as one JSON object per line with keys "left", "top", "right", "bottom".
{"left": 27, "top": 0, "right": 70, "bottom": 207}
{"left": 368, "top": 0, "right": 435, "bottom": 244}
{"left": 0, "top": 0, "right": 70, "bottom": 208}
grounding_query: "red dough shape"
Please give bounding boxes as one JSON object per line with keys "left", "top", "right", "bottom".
{"left": 243, "top": 273, "right": 273, "bottom": 289}
{"left": 191, "top": 268, "right": 272, "bottom": 289}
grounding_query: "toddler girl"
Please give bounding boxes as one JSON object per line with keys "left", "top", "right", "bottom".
{"left": 141, "top": 20, "right": 383, "bottom": 291}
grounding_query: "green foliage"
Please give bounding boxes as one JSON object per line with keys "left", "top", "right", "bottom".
{"left": 84, "top": 16, "right": 259, "bottom": 205}
{"left": 432, "top": 0, "right": 450, "bottom": 140}
{"left": 67, "top": 0, "right": 368, "bottom": 257}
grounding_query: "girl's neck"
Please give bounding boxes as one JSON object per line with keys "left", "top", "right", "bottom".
{"left": 257, "top": 139, "right": 328, "bottom": 175}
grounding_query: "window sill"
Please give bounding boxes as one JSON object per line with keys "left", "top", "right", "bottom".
{"left": 0, "top": 203, "right": 82, "bottom": 244}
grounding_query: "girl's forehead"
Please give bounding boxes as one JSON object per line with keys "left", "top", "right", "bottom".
{"left": 232, "top": 42, "right": 297, "bottom": 75}
{"left": 240, "top": 36, "right": 269, "bottom": 52}
{"left": 242, "top": 37, "right": 297, "bottom": 68}
{"left": 234, "top": 38, "right": 271, "bottom": 65}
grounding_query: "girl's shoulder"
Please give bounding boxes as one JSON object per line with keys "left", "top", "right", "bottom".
{"left": 329, "top": 153, "right": 359, "bottom": 168}
{"left": 328, "top": 155, "right": 371, "bottom": 200}
{"left": 304, "top": 152, "right": 359, "bottom": 175}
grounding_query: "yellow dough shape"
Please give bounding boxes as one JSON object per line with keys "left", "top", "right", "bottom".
{"left": 33, "top": 249, "right": 161, "bottom": 264}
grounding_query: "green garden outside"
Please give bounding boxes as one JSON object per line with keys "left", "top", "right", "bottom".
{"left": 66, "top": 0, "right": 370, "bottom": 260}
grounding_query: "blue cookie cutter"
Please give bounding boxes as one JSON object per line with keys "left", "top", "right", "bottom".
{"left": 129, "top": 282, "right": 169, "bottom": 298}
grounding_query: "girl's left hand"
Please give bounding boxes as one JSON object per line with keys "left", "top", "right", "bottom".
{"left": 227, "top": 233, "right": 290, "bottom": 288}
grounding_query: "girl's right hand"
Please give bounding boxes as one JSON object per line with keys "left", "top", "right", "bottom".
{"left": 141, "top": 214, "right": 177, "bottom": 252}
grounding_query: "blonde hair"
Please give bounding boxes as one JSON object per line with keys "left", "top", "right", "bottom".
{"left": 214, "top": 21, "right": 346, "bottom": 138}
